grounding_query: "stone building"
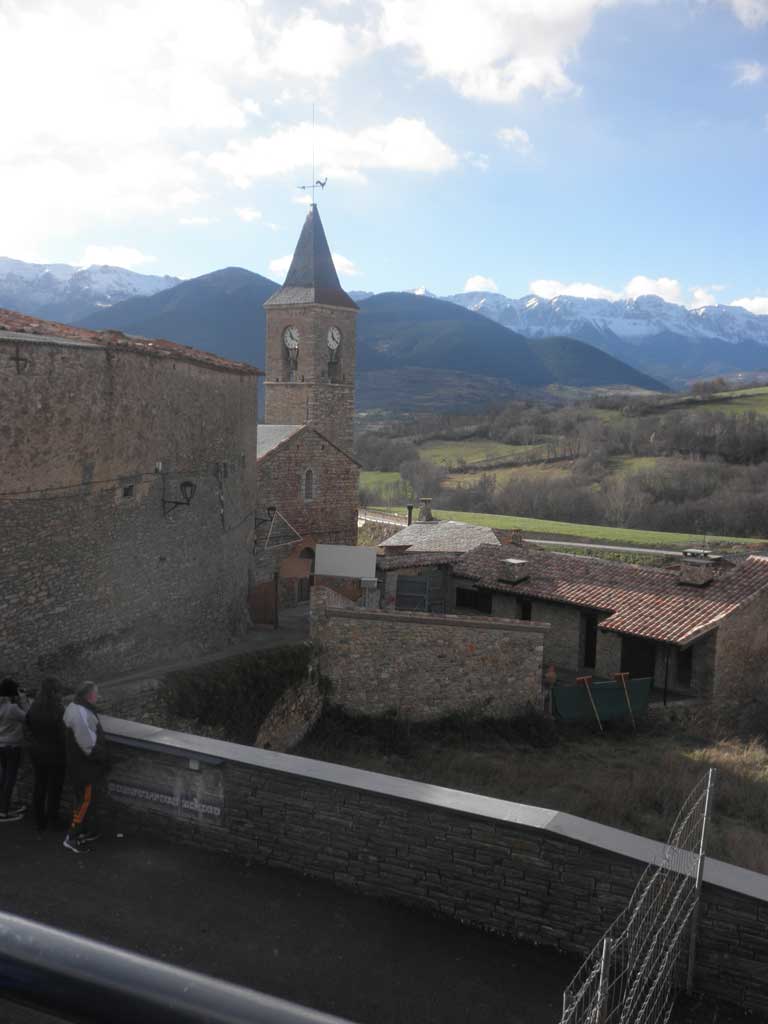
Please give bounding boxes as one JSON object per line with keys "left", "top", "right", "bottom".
{"left": 0, "top": 204, "right": 360, "bottom": 677}
{"left": 377, "top": 543, "right": 768, "bottom": 698}
{"left": 250, "top": 204, "right": 360, "bottom": 616}
{"left": 0, "top": 313, "right": 261, "bottom": 680}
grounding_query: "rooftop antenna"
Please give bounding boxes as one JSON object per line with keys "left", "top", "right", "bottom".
{"left": 298, "top": 104, "right": 327, "bottom": 204}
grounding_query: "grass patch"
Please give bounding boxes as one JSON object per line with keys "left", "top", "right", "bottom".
{"left": 360, "top": 470, "right": 403, "bottom": 490}
{"left": 371, "top": 506, "right": 766, "bottom": 548}
{"left": 296, "top": 710, "right": 768, "bottom": 874}
{"left": 417, "top": 439, "right": 540, "bottom": 467}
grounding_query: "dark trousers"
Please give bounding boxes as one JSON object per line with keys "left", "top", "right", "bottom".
{"left": 69, "top": 778, "right": 100, "bottom": 838}
{"left": 32, "top": 759, "right": 65, "bottom": 830}
{"left": 0, "top": 746, "right": 22, "bottom": 814}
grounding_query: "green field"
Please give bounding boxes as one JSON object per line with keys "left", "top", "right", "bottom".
{"left": 417, "top": 439, "right": 542, "bottom": 467}
{"left": 360, "top": 470, "right": 402, "bottom": 490}
{"left": 372, "top": 506, "right": 766, "bottom": 548}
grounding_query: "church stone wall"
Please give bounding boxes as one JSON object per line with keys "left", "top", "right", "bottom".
{"left": 255, "top": 428, "right": 359, "bottom": 550}
{"left": 264, "top": 303, "right": 357, "bottom": 455}
{"left": 0, "top": 335, "right": 260, "bottom": 682}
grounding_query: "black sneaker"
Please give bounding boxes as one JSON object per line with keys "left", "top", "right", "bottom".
{"left": 10, "top": 803, "right": 27, "bottom": 814}
{"left": 62, "top": 834, "right": 89, "bottom": 854}
{"left": 79, "top": 832, "right": 101, "bottom": 844}
{"left": 0, "top": 810, "right": 24, "bottom": 823}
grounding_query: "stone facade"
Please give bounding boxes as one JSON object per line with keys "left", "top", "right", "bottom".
{"left": 311, "top": 605, "right": 548, "bottom": 720}
{"left": 264, "top": 299, "right": 356, "bottom": 455}
{"left": 713, "top": 588, "right": 768, "bottom": 697}
{"left": 69, "top": 718, "right": 768, "bottom": 1016}
{"left": 0, "top": 335, "right": 260, "bottom": 682}
{"left": 254, "top": 427, "right": 358, "bottom": 548}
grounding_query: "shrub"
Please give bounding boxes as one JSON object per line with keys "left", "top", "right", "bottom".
{"left": 160, "top": 645, "right": 312, "bottom": 744}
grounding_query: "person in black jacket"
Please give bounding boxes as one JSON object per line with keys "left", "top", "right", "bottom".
{"left": 26, "top": 677, "right": 66, "bottom": 833}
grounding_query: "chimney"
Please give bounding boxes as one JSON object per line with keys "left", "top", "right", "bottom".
{"left": 494, "top": 528, "right": 524, "bottom": 546}
{"left": 417, "top": 497, "right": 435, "bottom": 523}
{"left": 406, "top": 503, "right": 414, "bottom": 526}
{"left": 498, "top": 557, "right": 529, "bottom": 584}
{"left": 678, "top": 549, "right": 720, "bottom": 587}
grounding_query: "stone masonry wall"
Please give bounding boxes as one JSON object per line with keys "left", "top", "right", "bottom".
{"left": 713, "top": 589, "right": 768, "bottom": 698}
{"left": 92, "top": 721, "right": 768, "bottom": 1015}
{"left": 0, "top": 337, "right": 261, "bottom": 683}
{"left": 255, "top": 428, "right": 358, "bottom": 553}
{"left": 312, "top": 607, "right": 548, "bottom": 720}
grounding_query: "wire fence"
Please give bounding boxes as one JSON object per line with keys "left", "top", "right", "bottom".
{"left": 559, "top": 768, "right": 715, "bottom": 1024}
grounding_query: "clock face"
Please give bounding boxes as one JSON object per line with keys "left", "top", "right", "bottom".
{"left": 282, "top": 325, "right": 300, "bottom": 349}
{"left": 327, "top": 326, "right": 342, "bottom": 351}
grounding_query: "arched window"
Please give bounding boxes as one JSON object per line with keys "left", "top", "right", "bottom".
{"left": 304, "top": 468, "right": 314, "bottom": 500}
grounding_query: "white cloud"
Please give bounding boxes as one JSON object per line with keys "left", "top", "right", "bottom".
{"left": 332, "top": 253, "right": 361, "bottom": 277}
{"left": 179, "top": 215, "right": 216, "bottom": 226}
{"left": 689, "top": 284, "right": 725, "bottom": 308}
{"left": 731, "top": 296, "right": 768, "bottom": 314}
{"left": 624, "top": 275, "right": 682, "bottom": 304}
{"left": 235, "top": 207, "right": 263, "bottom": 222}
{"left": 292, "top": 194, "right": 313, "bottom": 206}
{"left": 728, "top": 1, "right": 768, "bottom": 29}
{"left": 464, "top": 275, "right": 499, "bottom": 292}
{"left": 734, "top": 60, "right": 767, "bottom": 84}
{"left": 245, "top": 9, "right": 366, "bottom": 81}
{"left": 80, "top": 245, "right": 155, "bottom": 269}
{"left": 497, "top": 127, "right": 533, "bottom": 155}
{"left": 269, "top": 250, "right": 361, "bottom": 279}
{"left": 207, "top": 118, "right": 457, "bottom": 187}
{"left": 377, "top": 0, "right": 617, "bottom": 103}
{"left": 269, "top": 255, "right": 292, "bottom": 278}
{"left": 242, "top": 98, "right": 263, "bottom": 116}
{"left": 529, "top": 275, "right": 683, "bottom": 303}
{"left": 530, "top": 278, "right": 621, "bottom": 300}
{"left": 464, "top": 151, "right": 490, "bottom": 171}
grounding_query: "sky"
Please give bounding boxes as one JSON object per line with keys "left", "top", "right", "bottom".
{"left": 1, "top": 0, "right": 766, "bottom": 312}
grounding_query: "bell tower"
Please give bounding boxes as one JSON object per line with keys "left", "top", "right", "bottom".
{"left": 263, "top": 205, "right": 357, "bottom": 454}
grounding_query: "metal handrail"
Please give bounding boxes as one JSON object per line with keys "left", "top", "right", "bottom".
{"left": 0, "top": 909, "right": 354, "bottom": 1024}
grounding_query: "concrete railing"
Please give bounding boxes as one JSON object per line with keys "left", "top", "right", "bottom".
{"left": 100, "top": 716, "right": 768, "bottom": 1015}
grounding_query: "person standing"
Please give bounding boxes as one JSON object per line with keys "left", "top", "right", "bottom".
{"left": 0, "top": 678, "right": 30, "bottom": 822}
{"left": 26, "top": 677, "right": 67, "bottom": 833}
{"left": 63, "top": 682, "right": 109, "bottom": 854}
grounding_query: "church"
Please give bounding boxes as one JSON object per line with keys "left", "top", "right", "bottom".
{"left": 250, "top": 203, "right": 360, "bottom": 620}
{"left": 0, "top": 204, "right": 359, "bottom": 681}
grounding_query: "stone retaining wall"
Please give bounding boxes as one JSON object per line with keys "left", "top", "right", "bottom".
{"left": 97, "top": 718, "right": 768, "bottom": 1015}
{"left": 311, "top": 606, "right": 549, "bottom": 721}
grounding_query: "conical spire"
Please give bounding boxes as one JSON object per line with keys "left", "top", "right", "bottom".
{"left": 264, "top": 204, "right": 357, "bottom": 310}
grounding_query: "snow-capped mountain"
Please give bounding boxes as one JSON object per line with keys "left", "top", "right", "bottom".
{"left": 448, "top": 291, "right": 768, "bottom": 347}
{"left": 0, "top": 257, "right": 180, "bottom": 322}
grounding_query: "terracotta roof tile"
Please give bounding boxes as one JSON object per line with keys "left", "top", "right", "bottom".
{"left": 0, "top": 308, "right": 261, "bottom": 375}
{"left": 453, "top": 544, "right": 768, "bottom": 645}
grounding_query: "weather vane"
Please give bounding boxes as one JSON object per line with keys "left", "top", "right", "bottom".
{"left": 297, "top": 103, "right": 327, "bottom": 203}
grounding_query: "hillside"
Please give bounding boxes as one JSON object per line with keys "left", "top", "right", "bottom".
{"left": 77, "top": 272, "right": 665, "bottom": 409}
{"left": 527, "top": 335, "right": 664, "bottom": 390}
{"left": 79, "top": 267, "right": 278, "bottom": 366}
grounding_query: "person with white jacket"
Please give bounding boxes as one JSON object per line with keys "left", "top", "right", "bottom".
{"left": 62, "top": 681, "right": 109, "bottom": 854}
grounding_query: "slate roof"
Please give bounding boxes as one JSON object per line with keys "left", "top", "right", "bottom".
{"left": 264, "top": 205, "right": 358, "bottom": 310}
{"left": 255, "top": 422, "right": 362, "bottom": 467}
{"left": 377, "top": 552, "right": 456, "bottom": 571}
{"left": 453, "top": 544, "right": 768, "bottom": 645}
{"left": 0, "top": 308, "right": 260, "bottom": 375}
{"left": 379, "top": 520, "right": 502, "bottom": 553}
{"left": 256, "top": 424, "right": 304, "bottom": 459}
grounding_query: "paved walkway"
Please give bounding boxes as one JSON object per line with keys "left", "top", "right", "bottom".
{"left": 1, "top": 821, "right": 758, "bottom": 1023}
{"left": 1, "top": 821, "right": 574, "bottom": 1024}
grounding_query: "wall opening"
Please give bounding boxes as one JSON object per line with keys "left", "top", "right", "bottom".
{"left": 455, "top": 587, "right": 493, "bottom": 615}
{"left": 621, "top": 634, "right": 656, "bottom": 679}
{"left": 582, "top": 613, "right": 598, "bottom": 670}
{"left": 304, "top": 468, "right": 314, "bottom": 500}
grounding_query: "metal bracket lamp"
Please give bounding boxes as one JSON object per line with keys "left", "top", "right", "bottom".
{"left": 254, "top": 506, "right": 277, "bottom": 529}
{"left": 162, "top": 480, "right": 197, "bottom": 518}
